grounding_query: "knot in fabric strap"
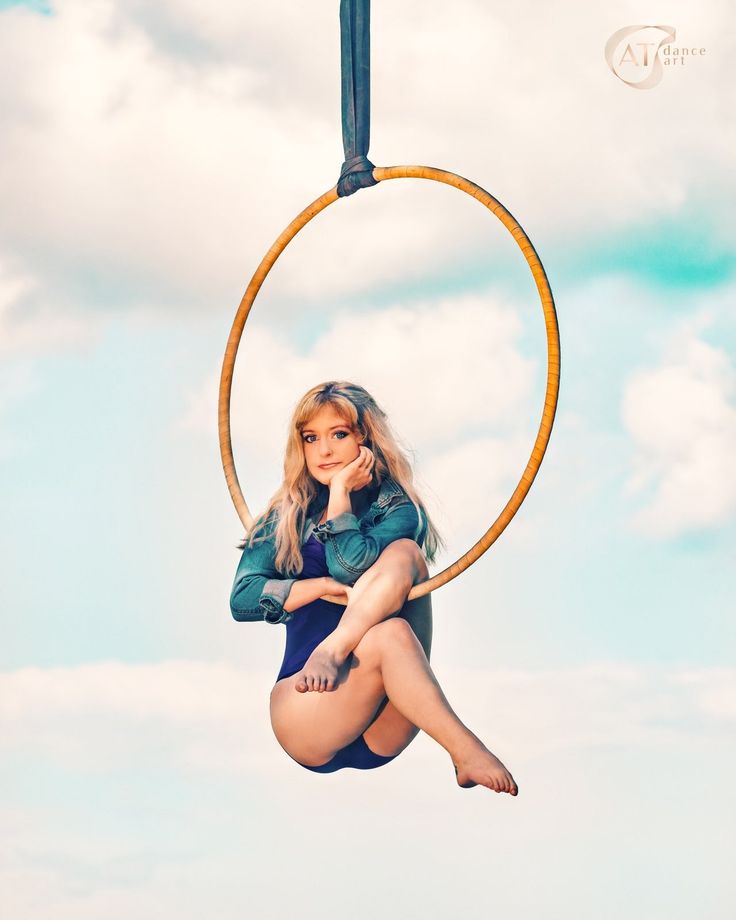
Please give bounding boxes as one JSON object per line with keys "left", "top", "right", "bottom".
{"left": 337, "top": 154, "right": 378, "bottom": 197}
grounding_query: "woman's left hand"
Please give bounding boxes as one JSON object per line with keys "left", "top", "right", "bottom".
{"left": 331, "top": 446, "right": 375, "bottom": 493}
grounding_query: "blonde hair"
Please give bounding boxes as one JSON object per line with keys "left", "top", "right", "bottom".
{"left": 238, "top": 381, "right": 444, "bottom": 575}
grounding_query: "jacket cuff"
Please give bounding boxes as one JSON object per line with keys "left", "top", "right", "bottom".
{"left": 313, "top": 512, "right": 360, "bottom": 542}
{"left": 260, "top": 577, "right": 296, "bottom": 624}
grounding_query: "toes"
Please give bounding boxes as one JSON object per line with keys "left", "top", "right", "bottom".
{"left": 299, "top": 673, "right": 336, "bottom": 692}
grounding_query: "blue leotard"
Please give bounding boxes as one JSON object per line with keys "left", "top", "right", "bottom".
{"left": 275, "top": 533, "right": 345, "bottom": 684}
{"left": 275, "top": 533, "right": 399, "bottom": 774}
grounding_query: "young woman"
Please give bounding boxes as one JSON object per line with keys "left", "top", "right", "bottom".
{"left": 231, "top": 381, "right": 518, "bottom": 794}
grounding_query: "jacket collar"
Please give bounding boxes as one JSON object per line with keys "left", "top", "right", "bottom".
{"left": 375, "top": 475, "right": 403, "bottom": 507}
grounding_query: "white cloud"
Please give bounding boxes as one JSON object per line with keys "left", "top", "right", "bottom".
{"left": 1, "top": 658, "right": 733, "bottom": 775}
{"left": 0, "top": 0, "right": 732, "bottom": 311}
{"left": 0, "top": 660, "right": 275, "bottom": 773}
{"left": 420, "top": 432, "right": 536, "bottom": 548}
{"left": 673, "top": 667, "right": 736, "bottom": 720}
{"left": 0, "top": 258, "right": 104, "bottom": 459}
{"left": 186, "top": 290, "right": 536, "bottom": 443}
{"left": 0, "top": 260, "right": 100, "bottom": 355}
{"left": 2, "top": 656, "right": 734, "bottom": 920}
{"left": 0, "top": 1, "right": 337, "bottom": 305}
{"left": 622, "top": 312, "right": 736, "bottom": 537}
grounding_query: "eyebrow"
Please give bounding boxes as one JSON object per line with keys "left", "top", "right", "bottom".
{"left": 301, "top": 424, "right": 350, "bottom": 434}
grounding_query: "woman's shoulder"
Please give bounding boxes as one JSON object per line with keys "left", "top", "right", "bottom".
{"left": 377, "top": 476, "right": 426, "bottom": 525}
{"left": 374, "top": 475, "right": 406, "bottom": 507}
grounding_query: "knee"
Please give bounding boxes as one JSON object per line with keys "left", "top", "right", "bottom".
{"left": 391, "top": 538, "right": 429, "bottom": 585}
{"left": 370, "top": 616, "right": 418, "bottom": 651}
{"left": 381, "top": 537, "right": 429, "bottom": 585}
{"left": 359, "top": 539, "right": 428, "bottom": 590}
{"left": 357, "top": 616, "right": 417, "bottom": 659}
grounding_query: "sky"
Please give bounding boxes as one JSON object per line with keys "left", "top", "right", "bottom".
{"left": 1, "top": 1, "right": 734, "bottom": 917}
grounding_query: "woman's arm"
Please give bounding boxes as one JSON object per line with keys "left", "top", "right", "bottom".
{"left": 230, "top": 522, "right": 351, "bottom": 623}
{"left": 230, "top": 520, "right": 299, "bottom": 624}
{"left": 324, "top": 481, "right": 352, "bottom": 520}
{"left": 313, "top": 497, "right": 424, "bottom": 585}
{"left": 230, "top": 565, "right": 296, "bottom": 625}
{"left": 282, "top": 576, "right": 348, "bottom": 613}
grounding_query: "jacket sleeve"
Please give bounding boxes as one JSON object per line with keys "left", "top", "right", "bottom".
{"left": 230, "top": 525, "right": 297, "bottom": 625}
{"left": 312, "top": 498, "right": 426, "bottom": 585}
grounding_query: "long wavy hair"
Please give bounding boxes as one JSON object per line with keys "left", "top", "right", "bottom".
{"left": 237, "top": 381, "right": 444, "bottom": 576}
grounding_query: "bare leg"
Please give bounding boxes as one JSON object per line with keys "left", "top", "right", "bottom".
{"left": 360, "top": 590, "right": 433, "bottom": 755}
{"left": 294, "top": 538, "right": 426, "bottom": 694}
{"left": 373, "top": 619, "right": 518, "bottom": 794}
{"left": 333, "top": 538, "right": 426, "bottom": 651}
{"left": 272, "top": 617, "right": 518, "bottom": 794}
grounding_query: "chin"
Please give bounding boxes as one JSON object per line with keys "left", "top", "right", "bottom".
{"left": 312, "top": 466, "right": 338, "bottom": 483}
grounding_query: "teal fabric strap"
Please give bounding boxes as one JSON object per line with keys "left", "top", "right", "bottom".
{"left": 337, "top": 0, "right": 378, "bottom": 197}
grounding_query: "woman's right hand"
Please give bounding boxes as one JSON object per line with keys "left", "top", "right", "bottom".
{"left": 321, "top": 576, "right": 353, "bottom": 603}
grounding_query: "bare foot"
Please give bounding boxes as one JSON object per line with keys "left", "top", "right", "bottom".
{"left": 294, "top": 640, "right": 349, "bottom": 693}
{"left": 452, "top": 739, "right": 519, "bottom": 795}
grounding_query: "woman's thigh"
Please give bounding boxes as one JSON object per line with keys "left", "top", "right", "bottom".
{"left": 270, "top": 546, "right": 433, "bottom": 766}
{"left": 270, "top": 619, "right": 397, "bottom": 767}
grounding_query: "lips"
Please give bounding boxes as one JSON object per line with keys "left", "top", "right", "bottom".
{"left": 318, "top": 462, "right": 339, "bottom": 469}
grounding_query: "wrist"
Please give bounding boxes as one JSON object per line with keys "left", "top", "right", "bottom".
{"left": 320, "top": 576, "right": 341, "bottom": 597}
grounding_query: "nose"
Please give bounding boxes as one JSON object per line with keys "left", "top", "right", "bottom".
{"left": 318, "top": 438, "right": 333, "bottom": 457}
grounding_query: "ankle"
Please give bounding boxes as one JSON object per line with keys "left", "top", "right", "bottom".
{"left": 449, "top": 730, "right": 485, "bottom": 761}
{"left": 323, "top": 628, "right": 358, "bottom": 658}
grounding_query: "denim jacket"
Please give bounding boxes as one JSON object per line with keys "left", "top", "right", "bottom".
{"left": 230, "top": 477, "right": 427, "bottom": 626}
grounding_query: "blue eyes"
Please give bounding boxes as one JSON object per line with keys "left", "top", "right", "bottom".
{"left": 303, "top": 431, "right": 349, "bottom": 444}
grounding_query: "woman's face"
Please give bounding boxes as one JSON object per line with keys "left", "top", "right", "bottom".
{"left": 300, "top": 404, "right": 363, "bottom": 486}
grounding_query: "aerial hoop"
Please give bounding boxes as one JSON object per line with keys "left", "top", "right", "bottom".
{"left": 218, "top": 164, "right": 560, "bottom": 603}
